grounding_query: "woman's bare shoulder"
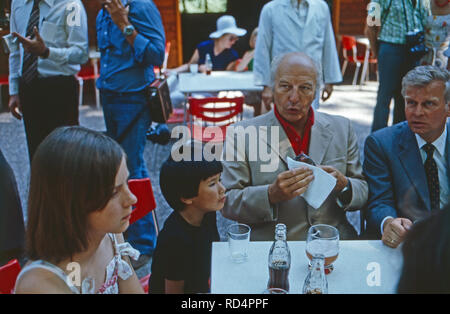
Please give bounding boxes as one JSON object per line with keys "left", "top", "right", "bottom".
{"left": 14, "top": 266, "right": 73, "bottom": 294}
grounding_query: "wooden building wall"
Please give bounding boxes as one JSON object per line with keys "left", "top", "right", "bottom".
{"left": 337, "top": 0, "right": 371, "bottom": 36}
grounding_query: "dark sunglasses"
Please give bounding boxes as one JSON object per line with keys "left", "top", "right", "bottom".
{"left": 294, "top": 153, "right": 316, "bottom": 166}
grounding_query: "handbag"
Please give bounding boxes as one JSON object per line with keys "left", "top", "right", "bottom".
{"left": 145, "top": 77, "right": 173, "bottom": 123}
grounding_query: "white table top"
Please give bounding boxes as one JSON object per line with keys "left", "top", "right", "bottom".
{"left": 178, "top": 71, "right": 263, "bottom": 94}
{"left": 211, "top": 240, "right": 403, "bottom": 294}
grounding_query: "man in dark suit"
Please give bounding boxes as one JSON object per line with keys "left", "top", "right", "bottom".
{"left": 364, "top": 65, "right": 449, "bottom": 248}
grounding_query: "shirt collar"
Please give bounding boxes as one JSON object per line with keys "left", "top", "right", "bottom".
{"left": 26, "top": 0, "right": 54, "bottom": 6}
{"left": 275, "top": 106, "right": 314, "bottom": 132}
{"left": 415, "top": 124, "right": 448, "bottom": 157}
{"left": 288, "top": 0, "right": 310, "bottom": 8}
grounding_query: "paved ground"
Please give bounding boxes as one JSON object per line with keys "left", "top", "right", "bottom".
{"left": 0, "top": 79, "right": 383, "bottom": 278}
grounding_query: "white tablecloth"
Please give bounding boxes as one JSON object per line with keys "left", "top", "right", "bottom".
{"left": 178, "top": 71, "right": 263, "bottom": 94}
{"left": 211, "top": 240, "right": 403, "bottom": 294}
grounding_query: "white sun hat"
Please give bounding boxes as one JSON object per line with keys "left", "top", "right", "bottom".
{"left": 209, "top": 15, "right": 247, "bottom": 39}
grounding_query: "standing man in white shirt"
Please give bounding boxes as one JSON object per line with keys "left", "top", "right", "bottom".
{"left": 363, "top": 66, "right": 449, "bottom": 248}
{"left": 253, "top": 0, "right": 342, "bottom": 111}
{"left": 8, "top": 0, "right": 89, "bottom": 162}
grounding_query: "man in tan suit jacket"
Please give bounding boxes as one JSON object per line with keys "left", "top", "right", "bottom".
{"left": 221, "top": 52, "right": 368, "bottom": 241}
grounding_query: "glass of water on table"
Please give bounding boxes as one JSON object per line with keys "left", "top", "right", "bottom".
{"left": 227, "top": 223, "right": 251, "bottom": 263}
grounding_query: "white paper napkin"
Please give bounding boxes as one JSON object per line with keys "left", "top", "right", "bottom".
{"left": 286, "top": 157, "right": 337, "bottom": 209}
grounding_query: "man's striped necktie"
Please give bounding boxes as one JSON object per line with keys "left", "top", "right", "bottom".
{"left": 22, "top": 0, "right": 41, "bottom": 84}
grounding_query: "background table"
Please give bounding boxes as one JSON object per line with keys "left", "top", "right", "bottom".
{"left": 211, "top": 240, "right": 403, "bottom": 294}
{"left": 178, "top": 71, "right": 263, "bottom": 94}
{"left": 175, "top": 71, "right": 262, "bottom": 123}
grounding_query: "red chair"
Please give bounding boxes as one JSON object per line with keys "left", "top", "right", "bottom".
{"left": 128, "top": 178, "right": 159, "bottom": 234}
{"left": 0, "top": 259, "right": 21, "bottom": 294}
{"left": 187, "top": 96, "right": 244, "bottom": 143}
{"left": 128, "top": 178, "right": 159, "bottom": 293}
{"left": 341, "top": 35, "right": 377, "bottom": 87}
{"left": 139, "top": 273, "right": 151, "bottom": 293}
{"left": 76, "top": 59, "right": 100, "bottom": 108}
{"left": 0, "top": 75, "right": 8, "bottom": 108}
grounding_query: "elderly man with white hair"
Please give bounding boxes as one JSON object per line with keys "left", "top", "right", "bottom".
{"left": 221, "top": 52, "right": 367, "bottom": 241}
{"left": 364, "top": 65, "right": 450, "bottom": 248}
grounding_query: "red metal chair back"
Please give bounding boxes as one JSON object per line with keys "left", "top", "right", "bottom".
{"left": 128, "top": 178, "right": 158, "bottom": 293}
{"left": 188, "top": 96, "right": 244, "bottom": 125}
{"left": 0, "top": 259, "right": 21, "bottom": 294}
{"left": 341, "top": 35, "right": 357, "bottom": 51}
{"left": 0, "top": 75, "right": 8, "bottom": 85}
{"left": 77, "top": 60, "right": 100, "bottom": 80}
{"left": 128, "top": 178, "right": 157, "bottom": 226}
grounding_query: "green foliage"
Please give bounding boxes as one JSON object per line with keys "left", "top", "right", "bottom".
{"left": 179, "top": 0, "right": 227, "bottom": 14}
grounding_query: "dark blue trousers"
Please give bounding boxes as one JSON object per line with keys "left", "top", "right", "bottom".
{"left": 371, "top": 42, "right": 415, "bottom": 132}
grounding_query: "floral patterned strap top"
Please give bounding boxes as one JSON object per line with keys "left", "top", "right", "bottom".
{"left": 15, "top": 234, "right": 140, "bottom": 294}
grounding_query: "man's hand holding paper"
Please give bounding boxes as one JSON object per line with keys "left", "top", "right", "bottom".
{"left": 268, "top": 166, "right": 314, "bottom": 205}
{"left": 319, "top": 165, "right": 348, "bottom": 193}
{"left": 287, "top": 157, "right": 337, "bottom": 209}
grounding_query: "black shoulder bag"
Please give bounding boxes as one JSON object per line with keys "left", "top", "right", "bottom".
{"left": 116, "top": 76, "right": 172, "bottom": 144}
{"left": 402, "top": 0, "right": 428, "bottom": 63}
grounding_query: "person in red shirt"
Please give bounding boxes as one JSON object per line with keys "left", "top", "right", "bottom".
{"left": 221, "top": 52, "right": 368, "bottom": 241}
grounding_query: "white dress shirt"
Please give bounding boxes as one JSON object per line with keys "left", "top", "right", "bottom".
{"left": 9, "top": 0, "right": 89, "bottom": 95}
{"left": 381, "top": 125, "right": 449, "bottom": 234}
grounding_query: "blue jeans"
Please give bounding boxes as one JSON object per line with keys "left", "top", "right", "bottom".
{"left": 371, "top": 42, "right": 415, "bottom": 132}
{"left": 101, "top": 90, "right": 156, "bottom": 256}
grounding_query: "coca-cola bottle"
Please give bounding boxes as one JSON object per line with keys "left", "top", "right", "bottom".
{"left": 205, "top": 53, "right": 213, "bottom": 75}
{"left": 267, "top": 224, "right": 291, "bottom": 292}
{"left": 303, "top": 254, "right": 328, "bottom": 294}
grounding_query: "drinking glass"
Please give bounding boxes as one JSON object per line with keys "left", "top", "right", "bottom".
{"left": 189, "top": 63, "right": 198, "bottom": 74}
{"left": 262, "top": 288, "right": 288, "bottom": 294}
{"left": 227, "top": 223, "right": 251, "bottom": 263}
{"left": 305, "top": 224, "right": 339, "bottom": 274}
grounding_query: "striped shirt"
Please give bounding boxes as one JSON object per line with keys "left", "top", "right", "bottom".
{"left": 372, "top": 0, "right": 430, "bottom": 44}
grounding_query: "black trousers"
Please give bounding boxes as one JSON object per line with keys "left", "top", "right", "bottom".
{"left": 0, "top": 149, "right": 25, "bottom": 266}
{"left": 19, "top": 75, "right": 79, "bottom": 163}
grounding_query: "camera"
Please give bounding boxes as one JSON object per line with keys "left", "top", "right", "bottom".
{"left": 405, "top": 29, "right": 429, "bottom": 61}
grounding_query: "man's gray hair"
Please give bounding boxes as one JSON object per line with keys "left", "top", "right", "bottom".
{"left": 269, "top": 52, "right": 319, "bottom": 88}
{"left": 401, "top": 65, "right": 450, "bottom": 104}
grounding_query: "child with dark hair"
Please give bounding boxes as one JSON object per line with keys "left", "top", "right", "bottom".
{"left": 148, "top": 151, "right": 224, "bottom": 294}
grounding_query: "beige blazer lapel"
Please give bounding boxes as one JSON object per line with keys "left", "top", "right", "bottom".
{"left": 308, "top": 112, "right": 333, "bottom": 165}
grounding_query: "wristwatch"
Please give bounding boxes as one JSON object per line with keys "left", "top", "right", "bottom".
{"left": 336, "top": 181, "right": 352, "bottom": 209}
{"left": 122, "top": 24, "right": 135, "bottom": 37}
